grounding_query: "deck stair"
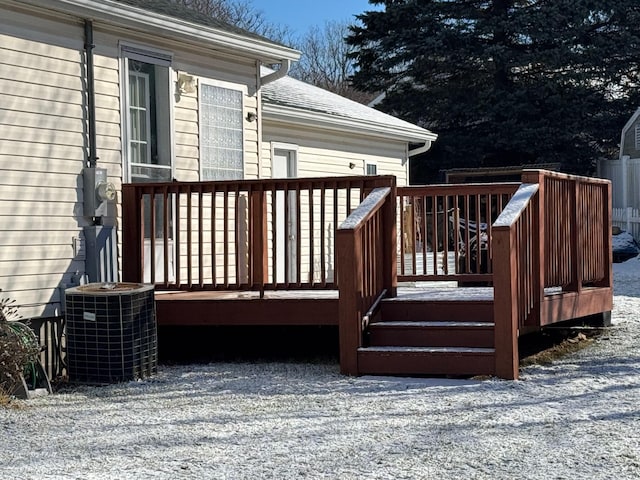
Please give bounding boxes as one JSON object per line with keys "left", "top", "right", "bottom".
{"left": 358, "top": 297, "right": 496, "bottom": 376}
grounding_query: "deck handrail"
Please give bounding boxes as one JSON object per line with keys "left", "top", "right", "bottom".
{"left": 336, "top": 185, "right": 397, "bottom": 375}
{"left": 492, "top": 183, "right": 540, "bottom": 379}
{"left": 122, "top": 175, "right": 396, "bottom": 293}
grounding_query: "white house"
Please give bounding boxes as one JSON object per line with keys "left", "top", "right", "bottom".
{"left": 597, "top": 108, "right": 640, "bottom": 240}
{"left": 0, "top": 0, "right": 436, "bottom": 321}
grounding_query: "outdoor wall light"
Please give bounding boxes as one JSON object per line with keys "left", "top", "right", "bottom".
{"left": 349, "top": 162, "right": 356, "bottom": 169}
{"left": 176, "top": 73, "right": 196, "bottom": 94}
{"left": 246, "top": 111, "right": 257, "bottom": 122}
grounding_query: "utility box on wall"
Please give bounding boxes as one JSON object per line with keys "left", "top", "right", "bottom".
{"left": 83, "top": 167, "right": 116, "bottom": 218}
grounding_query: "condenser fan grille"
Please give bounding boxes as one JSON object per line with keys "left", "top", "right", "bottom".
{"left": 65, "top": 283, "right": 157, "bottom": 384}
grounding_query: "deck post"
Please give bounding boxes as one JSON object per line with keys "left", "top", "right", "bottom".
{"left": 521, "top": 170, "right": 545, "bottom": 325}
{"left": 492, "top": 225, "right": 519, "bottom": 380}
{"left": 251, "top": 189, "right": 268, "bottom": 294}
{"left": 122, "top": 185, "right": 144, "bottom": 283}
{"left": 337, "top": 228, "right": 363, "bottom": 375}
{"left": 602, "top": 181, "right": 613, "bottom": 288}
{"left": 382, "top": 182, "right": 398, "bottom": 297}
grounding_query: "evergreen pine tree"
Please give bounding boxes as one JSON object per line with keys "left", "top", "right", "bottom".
{"left": 349, "top": 1, "right": 640, "bottom": 182}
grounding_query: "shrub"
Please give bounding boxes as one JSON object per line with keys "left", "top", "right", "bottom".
{"left": 0, "top": 290, "right": 40, "bottom": 398}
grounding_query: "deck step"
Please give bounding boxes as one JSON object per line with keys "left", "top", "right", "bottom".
{"left": 368, "top": 321, "right": 494, "bottom": 348}
{"left": 357, "top": 346, "right": 495, "bottom": 376}
{"left": 379, "top": 299, "right": 494, "bottom": 323}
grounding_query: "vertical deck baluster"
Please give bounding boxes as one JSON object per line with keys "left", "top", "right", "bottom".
{"left": 211, "top": 186, "right": 216, "bottom": 288}
{"left": 320, "top": 186, "right": 326, "bottom": 286}
{"left": 333, "top": 184, "right": 339, "bottom": 284}
{"left": 234, "top": 184, "right": 241, "bottom": 287}
{"left": 296, "top": 184, "right": 302, "bottom": 287}
{"left": 198, "top": 187, "right": 204, "bottom": 288}
{"left": 223, "top": 186, "right": 229, "bottom": 288}
{"left": 149, "top": 188, "right": 157, "bottom": 284}
{"left": 175, "top": 189, "right": 181, "bottom": 288}
{"left": 186, "top": 189, "right": 192, "bottom": 288}
{"left": 247, "top": 185, "right": 253, "bottom": 288}
{"left": 162, "top": 186, "right": 169, "bottom": 287}
{"left": 484, "top": 193, "right": 492, "bottom": 273}
{"left": 309, "top": 184, "right": 315, "bottom": 286}
{"left": 271, "top": 184, "right": 278, "bottom": 287}
{"left": 411, "top": 196, "right": 418, "bottom": 275}
{"left": 443, "top": 194, "right": 451, "bottom": 274}
{"left": 429, "top": 195, "right": 436, "bottom": 275}
{"left": 283, "top": 183, "right": 290, "bottom": 286}
{"left": 474, "top": 193, "right": 482, "bottom": 274}
{"left": 398, "top": 194, "right": 405, "bottom": 276}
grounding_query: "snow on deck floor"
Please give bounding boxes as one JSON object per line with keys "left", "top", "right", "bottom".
{"left": 1, "top": 259, "right": 639, "bottom": 479}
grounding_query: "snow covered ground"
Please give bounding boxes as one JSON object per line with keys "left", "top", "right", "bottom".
{"left": 2, "top": 258, "right": 639, "bottom": 480}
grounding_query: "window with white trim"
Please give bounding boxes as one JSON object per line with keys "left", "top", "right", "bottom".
{"left": 121, "top": 45, "right": 174, "bottom": 249}
{"left": 200, "top": 82, "right": 245, "bottom": 180}
{"left": 122, "top": 45, "right": 173, "bottom": 183}
{"left": 635, "top": 124, "right": 640, "bottom": 150}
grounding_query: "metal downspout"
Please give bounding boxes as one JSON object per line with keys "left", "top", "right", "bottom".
{"left": 260, "top": 59, "right": 292, "bottom": 85}
{"left": 84, "top": 20, "right": 98, "bottom": 168}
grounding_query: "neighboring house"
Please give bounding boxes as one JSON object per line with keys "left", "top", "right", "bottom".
{"left": 597, "top": 108, "right": 640, "bottom": 241}
{"left": 0, "top": 0, "right": 436, "bottom": 321}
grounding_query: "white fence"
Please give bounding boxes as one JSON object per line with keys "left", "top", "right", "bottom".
{"left": 598, "top": 155, "right": 640, "bottom": 241}
{"left": 613, "top": 207, "right": 640, "bottom": 242}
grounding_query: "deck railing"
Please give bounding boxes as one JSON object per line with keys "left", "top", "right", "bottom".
{"left": 396, "top": 183, "right": 519, "bottom": 283}
{"left": 122, "top": 175, "right": 395, "bottom": 292}
{"left": 492, "top": 183, "right": 540, "bottom": 379}
{"left": 336, "top": 186, "right": 397, "bottom": 375}
{"left": 492, "top": 170, "right": 612, "bottom": 379}
{"left": 521, "top": 170, "right": 612, "bottom": 292}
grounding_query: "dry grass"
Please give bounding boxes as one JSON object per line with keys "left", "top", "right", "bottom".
{"left": 520, "top": 332, "right": 595, "bottom": 367}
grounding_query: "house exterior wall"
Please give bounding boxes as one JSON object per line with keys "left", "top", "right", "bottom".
{"left": 621, "top": 118, "right": 640, "bottom": 159}
{"left": 0, "top": 6, "right": 87, "bottom": 319}
{"left": 0, "top": 3, "right": 261, "bottom": 319}
{"left": 598, "top": 157, "right": 640, "bottom": 241}
{"left": 1, "top": 3, "right": 420, "bottom": 319}
{"left": 261, "top": 121, "right": 410, "bottom": 283}
{"left": 261, "top": 121, "right": 409, "bottom": 185}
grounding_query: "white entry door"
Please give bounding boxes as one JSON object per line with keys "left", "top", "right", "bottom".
{"left": 272, "top": 148, "right": 297, "bottom": 283}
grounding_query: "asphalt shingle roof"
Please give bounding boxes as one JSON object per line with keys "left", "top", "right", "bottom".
{"left": 112, "top": 0, "right": 290, "bottom": 47}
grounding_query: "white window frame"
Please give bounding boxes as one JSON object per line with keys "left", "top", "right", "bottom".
{"left": 365, "top": 160, "right": 378, "bottom": 175}
{"left": 270, "top": 142, "right": 299, "bottom": 178}
{"left": 635, "top": 124, "right": 640, "bottom": 150}
{"left": 199, "top": 79, "right": 247, "bottom": 181}
{"left": 119, "top": 42, "right": 176, "bottom": 183}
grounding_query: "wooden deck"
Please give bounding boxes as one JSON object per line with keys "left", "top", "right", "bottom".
{"left": 123, "top": 170, "right": 613, "bottom": 379}
{"left": 154, "top": 284, "right": 492, "bottom": 327}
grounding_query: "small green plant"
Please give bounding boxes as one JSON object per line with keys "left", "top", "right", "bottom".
{"left": 0, "top": 290, "right": 40, "bottom": 400}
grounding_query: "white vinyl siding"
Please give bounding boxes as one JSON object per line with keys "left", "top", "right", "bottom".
{"left": 0, "top": 8, "right": 86, "bottom": 319}
{"left": 1, "top": 3, "right": 262, "bottom": 319}
{"left": 199, "top": 82, "right": 245, "bottom": 180}
{"left": 261, "top": 122, "right": 409, "bottom": 185}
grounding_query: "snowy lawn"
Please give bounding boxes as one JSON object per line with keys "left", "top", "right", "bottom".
{"left": 1, "top": 259, "right": 639, "bottom": 479}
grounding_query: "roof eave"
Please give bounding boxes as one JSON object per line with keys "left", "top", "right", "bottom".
{"left": 28, "top": 0, "right": 301, "bottom": 63}
{"left": 263, "top": 104, "right": 438, "bottom": 144}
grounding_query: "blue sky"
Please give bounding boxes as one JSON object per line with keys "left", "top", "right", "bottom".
{"left": 250, "top": 0, "right": 379, "bottom": 35}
